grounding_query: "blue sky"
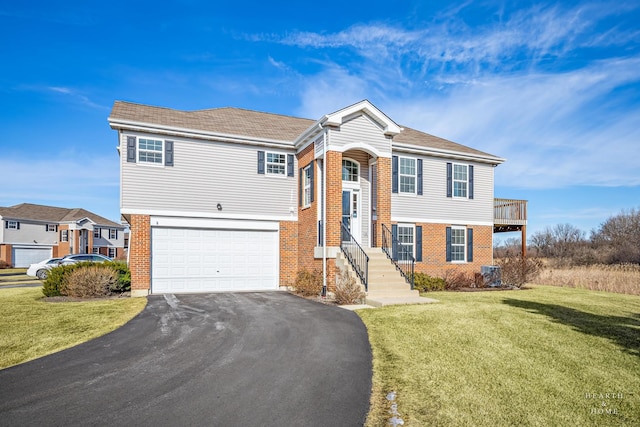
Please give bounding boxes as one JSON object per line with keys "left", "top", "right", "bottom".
{"left": 1, "top": 0, "right": 639, "bottom": 242}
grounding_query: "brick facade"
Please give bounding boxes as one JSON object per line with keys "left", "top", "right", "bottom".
{"left": 0, "top": 244, "right": 11, "bottom": 267}
{"left": 279, "top": 221, "right": 298, "bottom": 288}
{"left": 412, "top": 223, "right": 494, "bottom": 276}
{"left": 129, "top": 214, "right": 151, "bottom": 295}
{"left": 296, "top": 143, "right": 321, "bottom": 274}
{"left": 374, "top": 157, "right": 391, "bottom": 247}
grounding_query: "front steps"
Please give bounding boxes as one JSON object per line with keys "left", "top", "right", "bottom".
{"left": 336, "top": 248, "right": 437, "bottom": 307}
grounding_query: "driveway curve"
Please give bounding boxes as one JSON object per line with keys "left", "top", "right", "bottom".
{"left": 0, "top": 292, "right": 372, "bottom": 426}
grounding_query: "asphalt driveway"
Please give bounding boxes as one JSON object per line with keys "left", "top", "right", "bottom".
{"left": 0, "top": 292, "right": 372, "bottom": 426}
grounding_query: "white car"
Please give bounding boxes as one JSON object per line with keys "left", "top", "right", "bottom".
{"left": 26, "top": 258, "right": 63, "bottom": 280}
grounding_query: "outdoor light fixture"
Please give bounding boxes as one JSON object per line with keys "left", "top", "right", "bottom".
{"left": 217, "top": 203, "right": 222, "bottom": 211}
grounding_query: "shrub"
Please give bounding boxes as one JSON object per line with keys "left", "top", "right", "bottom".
{"left": 106, "top": 260, "right": 131, "bottom": 292}
{"left": 334, "top": 268, "right": 365, "bottom": 305}
{"left": 60, "top": 265, "right": 119, "bottom": 298}
{"left": 443, "top": 269, "right": 475, "bottom": 290}
{"left": 42, "top": 263, "right": 87, "bottom": 297}
{"left": 413, "top": 272, "right": 446, "bottom": 292}
{"left": 294, "top": 268, "right": 323, "bottom": 297}
{"left": 42, "top": 261, "right": 132, "bottom": 297}
{"left": 497, "top": 255, "right": 544, "bottom": 288}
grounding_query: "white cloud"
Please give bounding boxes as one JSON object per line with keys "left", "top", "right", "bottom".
{"left": 266, "top": 2, "right": 640, "bottom": 190}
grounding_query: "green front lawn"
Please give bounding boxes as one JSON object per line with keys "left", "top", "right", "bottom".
{"left": 359, "top": 285, "right": 640, "bottom": 426}
{"left": 0, "top": 287, "right": 146, "bottom": 369}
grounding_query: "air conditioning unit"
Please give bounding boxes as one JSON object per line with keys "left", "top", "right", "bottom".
{"left": 481, "top": 265, "right": 502, "bottom": 287}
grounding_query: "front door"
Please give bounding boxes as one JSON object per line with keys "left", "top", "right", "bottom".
{"left": 341, "top": 188, "right": 361, "bottom": 242}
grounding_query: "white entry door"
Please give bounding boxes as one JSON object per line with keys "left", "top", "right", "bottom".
{"left": 341, "top": 188, "right": 361, "bottom": 243}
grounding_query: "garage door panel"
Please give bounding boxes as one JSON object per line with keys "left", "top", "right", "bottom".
{"left": 151, "top": 226, "right": 278, "bottom": 293}
{"left": 12, "top": 247, "right": 53, "bottom": 268}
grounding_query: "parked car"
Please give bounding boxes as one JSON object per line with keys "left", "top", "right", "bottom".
{"left": 26, "top": 257, "right": 63, "bottom": 280}
{"left": 58, "top": 254, "right": 112, "bottom": 265}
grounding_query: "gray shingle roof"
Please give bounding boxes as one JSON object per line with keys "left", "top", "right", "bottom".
{"left": 0, "top": 203, "right": 121, "bottom": 227}
{"left": 109, "top": 101, "right": 499, "bottom": 159}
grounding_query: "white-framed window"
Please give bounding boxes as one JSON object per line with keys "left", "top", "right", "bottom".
{"left": 46, "top": 224, "right": 57, "bottom": 232}
{"left": 398, "top": 224, "right": 415, "bottom": 261}
{"left": 94, "top": 228, "right": 101, "bottom": 239}
{"left": 303, "top": 165, "right": 312, "bottom": 207}
{"left": 399, "top": 157, "right": 416, "bottom": 194}
{"left": 450, "top": 226, "right": 466, "bottom": 262}
{"left": 92, "top": 247, "right": 99, "bottom": 254}
{"left": 60, "top": 230, "right": 68, "bottom": 242}
{"left": 108, "top": 247, "right": 116, "bottom": 258}
{"left": 342, "top": 159, "right": 359, "bottom": 182}
{"left": 7, "top": 220, "right": 18, "bottom": 230}
{"left": 453, "top": 164, "right": 468, "bottom": 198}
{"left": 266, "top": 152, "right": 286, "bottom": 175}
{"left": 138, "top": 138, "right": 163, "bottom": 164}
{"left": 109, "top": 229, "right": 118, "bottom": 239}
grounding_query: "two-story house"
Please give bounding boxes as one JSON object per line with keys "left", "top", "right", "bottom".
{"left": 109, "top": 100, "right": 527, "bottom": 297}
{"left": 0, "top": 203, "right": 126, "bottom": 267}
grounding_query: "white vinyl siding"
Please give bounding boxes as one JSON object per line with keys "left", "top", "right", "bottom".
{"left": 328, "top": 114, "right": 391, "bottom": 156}
{"left": 3, "top": 220, "right": 59, "bottom": 246}
{"left": 392, "top": 155, "right": 494, "bottom": 224}
{"left": 121, "top": 133, "right": 298, "bottom": 219}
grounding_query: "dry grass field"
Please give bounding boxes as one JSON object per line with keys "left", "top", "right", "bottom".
{"left": 535, "top": 263, "right": 640, "bottom": 296}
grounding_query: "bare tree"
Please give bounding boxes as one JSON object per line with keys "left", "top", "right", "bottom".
{"left": 530, "top": 223, "right": 586, "bottom": 260}
{"left": 591, "top": 208, "right": 640, "bottom": 264}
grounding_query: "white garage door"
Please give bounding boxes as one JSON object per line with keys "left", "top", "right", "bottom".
{"left": 151, "top": 227, "right": 279, "bottom": 293}
{"left": 12, "top": 247, "right": 53, "bottom": 268}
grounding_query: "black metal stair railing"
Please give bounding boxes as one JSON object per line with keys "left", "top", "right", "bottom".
{"left": 339, "top": 222, "right": 369, "bottom": 291}
{"left": 381, "top": 224, "right": 415, "bottom": 289}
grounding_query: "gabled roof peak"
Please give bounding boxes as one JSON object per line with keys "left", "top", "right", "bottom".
{"left": 322, "top": 100, "right": 402, "bottom": 136}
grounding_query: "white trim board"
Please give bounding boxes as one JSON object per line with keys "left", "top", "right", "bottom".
{"left": 150, "top": 216, "right": 280, "bottom": 231}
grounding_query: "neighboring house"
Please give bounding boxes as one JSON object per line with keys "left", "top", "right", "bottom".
{"left": 0, "top": 203, "right": 126, "bottom": 267}
{"left": 109, "top": 100, "right": 527, "bottom": 297}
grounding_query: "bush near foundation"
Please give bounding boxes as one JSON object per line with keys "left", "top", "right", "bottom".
{"left": 60, "top": 265, "right": 119, "bottom": 298}
{"left": 497, "top": 255, "right": 543, "bottom": 288}
{"left": 443, "top": 270, "right": 475, "bottom": 290}
{"left": 413, "top": 273, "right": 446, "bottom": 292}
{"left": 294, "top": 268, "right": 323, "bottom": 297}
{"left": 334, "top": 268, "right": 365, "bottom": 305}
